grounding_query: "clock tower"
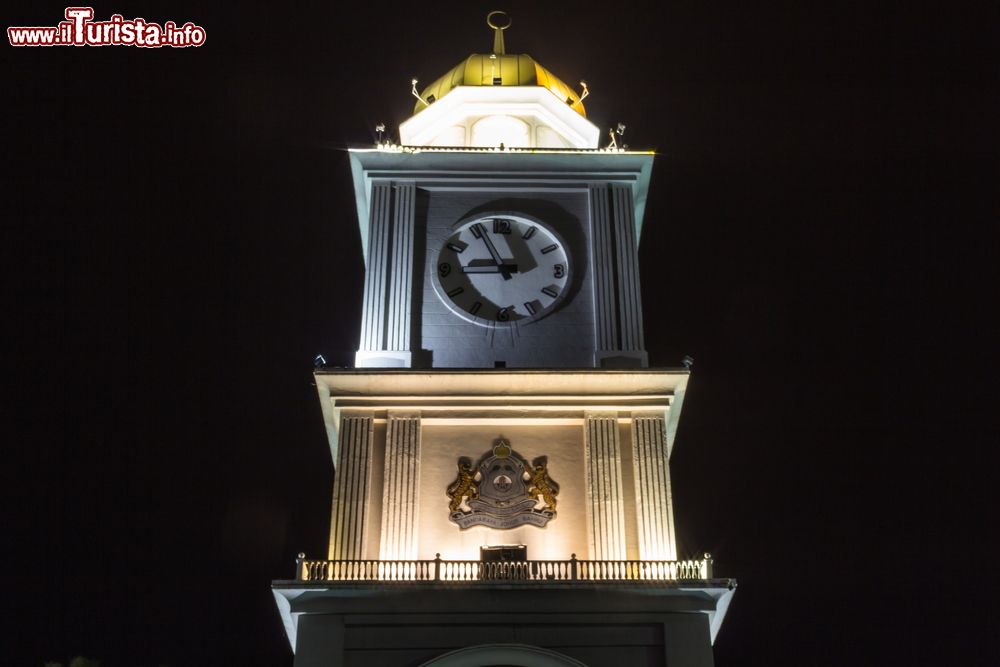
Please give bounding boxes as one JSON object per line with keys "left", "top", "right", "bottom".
{"left": 274, "top": 13, "right": 735, "bottom": 667}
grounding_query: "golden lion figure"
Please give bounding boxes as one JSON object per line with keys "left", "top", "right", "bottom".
{"left": 447, "top": 461, "right": 479, "bottom": 512}
{"left": 528, "top": 462, "right": 558, "bottom": 511}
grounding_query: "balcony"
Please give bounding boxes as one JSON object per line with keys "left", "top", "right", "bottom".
{"left": 293, "top": 553, "right": 715, "bottom": 584}
{"left": 274, "top": 552, "right": 736, "bottom": 654}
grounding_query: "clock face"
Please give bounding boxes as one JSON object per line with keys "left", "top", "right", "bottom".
{"left": 434, "top": 215, "right": 571, "bottom": 325}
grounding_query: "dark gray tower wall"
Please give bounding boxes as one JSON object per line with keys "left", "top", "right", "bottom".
{"left": 349, "top": 151, "right": 653, "bottom": 369}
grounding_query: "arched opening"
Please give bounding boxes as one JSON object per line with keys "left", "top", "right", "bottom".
{"left": 471, "top": 115, "right": 531, "bottom": 148}
{"left": 419, "top": 643, "right": 588, "bottom": 667}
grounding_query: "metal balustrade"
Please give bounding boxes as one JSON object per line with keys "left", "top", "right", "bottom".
{"left": 294, "top": 553, "right": 713, "bottom": 583}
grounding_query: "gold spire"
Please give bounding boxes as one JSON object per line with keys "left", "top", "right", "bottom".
{"left": 487, "top": 10, "right": 511, "bottom": 55}
{"left": 411, "top": 12, "right": 587, "bottom": 117}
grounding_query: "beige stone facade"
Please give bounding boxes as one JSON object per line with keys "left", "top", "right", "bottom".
{"left": 318, "top": 369, "right": 684, "bottom": 564}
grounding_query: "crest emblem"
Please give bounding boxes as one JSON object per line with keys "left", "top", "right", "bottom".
{"left": 447, "top": 439, "right": 559, "bottom": 529}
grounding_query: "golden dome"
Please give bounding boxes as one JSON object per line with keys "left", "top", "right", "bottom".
{"left": 413, "top": 12, "right": 587, "bottom": 117}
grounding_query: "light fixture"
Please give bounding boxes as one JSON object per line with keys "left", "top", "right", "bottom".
{"left": 313, "top": 354, "right": 327, "bottom": 369}
{"left": 410, "top": 78, "right": 429, "bottom": 106}
{"left": 606, "top": 122, "right": 627, "bottom": 149}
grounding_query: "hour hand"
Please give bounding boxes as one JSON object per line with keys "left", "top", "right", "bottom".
{"left": 471, "top": 223, "right": 513, "bottom": 280}
{"left": 462, "top": 263, "right": 519, "bottom": 274}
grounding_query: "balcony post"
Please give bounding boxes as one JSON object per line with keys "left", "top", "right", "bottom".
{"left": 296, "top": 552, "right": 306, "bottom": 581}
{"left": 434, "top": 553, "right": 441, "bottom": 581}
{"left": 570, "top": 553, "right": 578, "bottom": 581}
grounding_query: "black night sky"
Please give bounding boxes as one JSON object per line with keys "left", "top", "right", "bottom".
{"left": 6, "top": 1, "right": 996, "bottom": 665}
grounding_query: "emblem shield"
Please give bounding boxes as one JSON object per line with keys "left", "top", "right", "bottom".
{"left": 447, "top": 439, "right": 558, "bottom": 530}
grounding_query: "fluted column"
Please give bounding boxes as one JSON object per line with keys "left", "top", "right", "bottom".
{"left": 590, "top": 184, "right": 618, "bottom": 353}
{"left": 590, "top": 183, "right": 647, "bottom": 366}
{"left": 631, "top": 415, "right": 677, "bottom": 560}
{"left": 584, "top": 412, "right": 627, "bottom": 559}
{"left": 328, "top": 414, "right": 375, "bottom": 560}
{"left": 386, "top": 183, "right": 415, "bottom": 352}
{"left": 358, "top": 183, "right": 391, "bottom": 353}
{"left": 356, "top": 182, "right": 416, "bottom": 367}
{"left": 611, "top": 183, "right": 644, "bottom": 353}
{"left": 379, "top": 411, "right": 421, "bottom": 560}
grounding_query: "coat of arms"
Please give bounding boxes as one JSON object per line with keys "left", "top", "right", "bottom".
{"left": 447, "top": 439, "right": 559, "bottom": 529}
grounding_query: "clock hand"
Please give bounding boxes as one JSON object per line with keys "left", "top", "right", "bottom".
{"left": 471, "top": 223, "right": 513, "bottom": 280}
{"left": 462, "top": 263, "right": 519, "bottom": 274}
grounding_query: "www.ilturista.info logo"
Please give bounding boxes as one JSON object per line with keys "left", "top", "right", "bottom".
{"left": 7, "top": 7, "right": 206, "bottom": 47}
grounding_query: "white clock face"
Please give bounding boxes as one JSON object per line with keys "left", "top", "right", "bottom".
{"left": 434, "top": 215, "right": 571, "bottom": 325}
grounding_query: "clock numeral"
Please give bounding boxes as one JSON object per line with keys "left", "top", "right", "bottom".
{"left": 497, "top": 307, "right": 511, "bottom": 322}
{"left": 540, "top": 243, "right": 559, "bottom": 255}
{"left": 553, "top": 263, "right": 565, "bottom": 279}
{"left": 446, "top": 242, "right": 465, "bottom": 253}
{"left": 471, "top": 224, "right": 483, "bottom": 239}
{"left": 541, "top": 286, "right": 559, "bottom": 298}
{"left": 447, "top": 287, "right": 464, "bottom": 297}
{"left": 438, "top": 262, "right": 451, "bottom": 277}
{"left": 493, "top": 219, "right": 512, "bottom": 234}
{"left": 522, "top": 226, "right": 537, "bottom": 240}
{"left": 470, "top": 301, "right": 482, "bottom": 316}
{"left": 524, "top": 301, "right": 537, "bottom": 316}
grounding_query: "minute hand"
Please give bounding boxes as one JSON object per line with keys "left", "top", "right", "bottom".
{"left": 473, "top": 223, "right": 513, "bottom": 280}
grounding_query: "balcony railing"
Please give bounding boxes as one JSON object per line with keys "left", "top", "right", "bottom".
{"left": 293, "top": 553, "right": 713, "bottom": 583}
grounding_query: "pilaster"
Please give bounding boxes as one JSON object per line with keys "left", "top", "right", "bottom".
{"left": 590, "top": 183, "right": 648, "bottom": 367}
{"left": 611, "top": 183, "right": 645, "bottom": 354}
{"left": 583, "top": 411, "right": 627, "bottom": 559}
{"left": 631, "top": 415, "right": 677, "bottom": 560}
{"left": 379, "top": 411, "right": 422, "bottom": 560}
{"left": 356, "top": 182, "right": 416, "bottom": 367}
{"left": 328, "top": 413, "right": 375, "bottom": 559}
{"left": 590, "top": 184, "right": 618, "bottom": 353}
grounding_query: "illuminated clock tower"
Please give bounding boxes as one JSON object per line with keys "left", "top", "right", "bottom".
{"left": 273, "top": 12, "right": 735, "bottom": 667}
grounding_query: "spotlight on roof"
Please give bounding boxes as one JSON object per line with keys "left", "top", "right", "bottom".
{"left": 578, "top": 81, "right": 590, "bottom": 103}
{"left": 410, "top": 78, "right": 429, "bottom": 106}
{"left": 681, "top": 355, "right": 694, "bottom": 370}
{"left": 375, "top": 122, "right": 386, "bottom": 144}
{"left": 606, "top": 122, "right": 627, "bottom": 150}
{"left": 313, "top": 354, "right": 327, "bottom": 369}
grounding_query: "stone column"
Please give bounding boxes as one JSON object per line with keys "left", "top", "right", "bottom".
{"left": 358, "top": 183, "right": 391, "bottom": 353}
{"left": 328, "top": 413, "right": 375, "bottom": 560}
{"left": 379, "top": 411, "right": 421, "bottom": 560}
{"left": 610, "top": 183, "right": 645, "bottom": 354}
{"left": 356, "top": 181, "right": 416, "bottom": 367}
{"left": 589, "top": 183, "right": 647, "bottom": 367}
{"left": 293, "top": 614, "right": 345, "bottom": 667}
{"left": 662, "top": 614, "right": 715, "bottom": 667}
{"left": 584, "top": 412, "right": 627, "bottom": 560}
{"left": 631, "top": 415, "right": 677, "bottom": 560}
{"left": 590, "top": 184, "right": 618, "bottom": 353}
{"left": 386, "top": 183, "right": 415, "bottom": 353}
